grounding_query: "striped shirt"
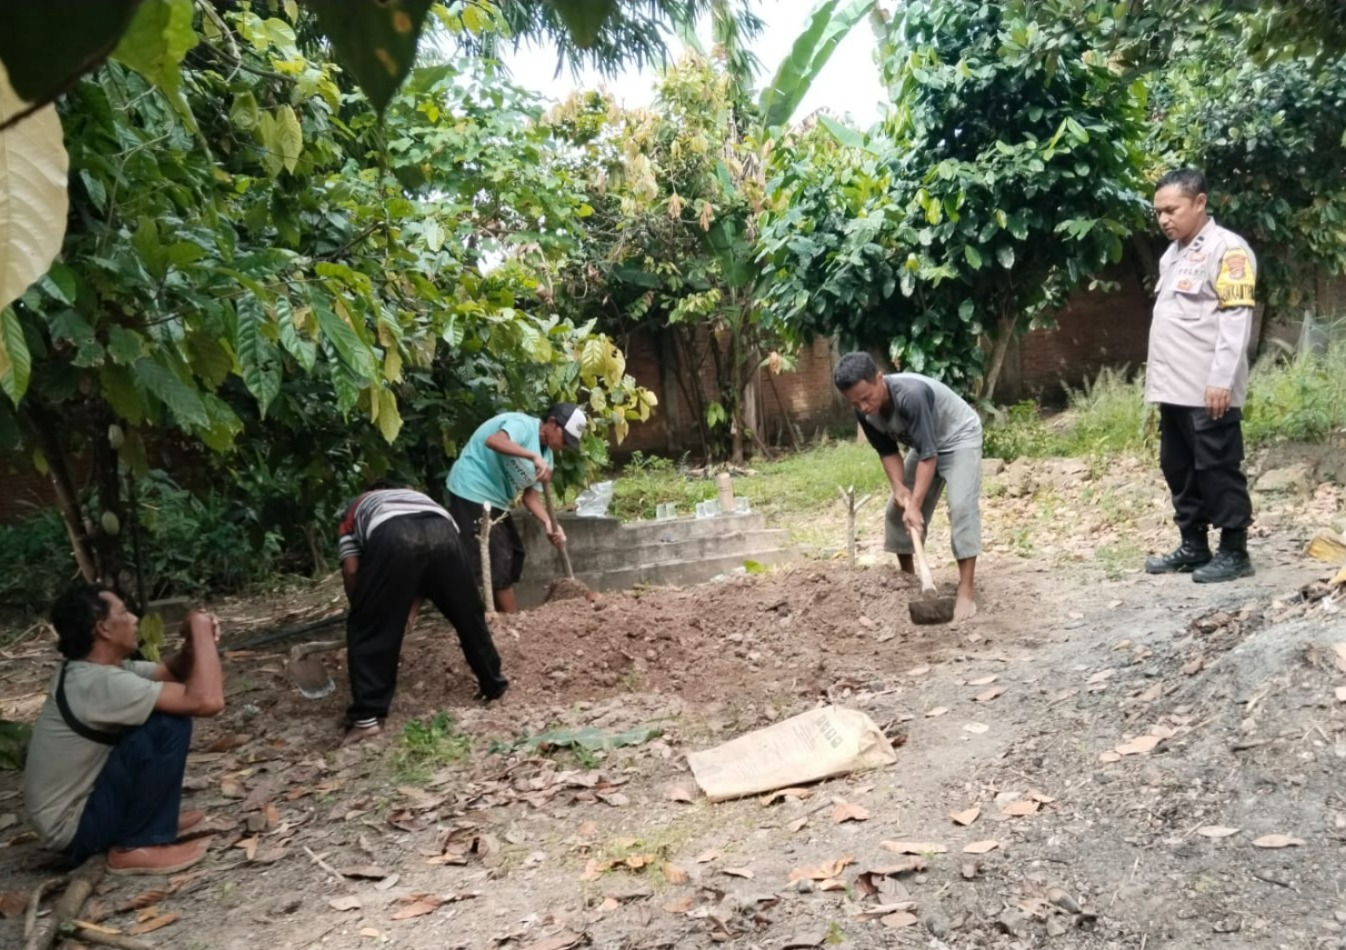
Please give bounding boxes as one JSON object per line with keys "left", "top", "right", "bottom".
{"left": 336, "top": 489, "right": 456, "bottom": 562}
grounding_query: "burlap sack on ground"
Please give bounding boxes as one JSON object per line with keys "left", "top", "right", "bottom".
{"left": 687, "top": 705, "right": 898, "bottom": 802}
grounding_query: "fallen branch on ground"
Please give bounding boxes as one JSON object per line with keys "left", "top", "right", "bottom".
{"left": 22, "top": 856, "right": 103, "bottom": 950}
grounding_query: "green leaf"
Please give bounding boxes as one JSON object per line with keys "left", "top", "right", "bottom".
{"left": 304, "top": 0, "right": 436, "bottom": 114}
{"left": 41, "top": 263, "right": 78, "bottom": 304}
{"left": 375, "top": 388, "right": 402, "bottom": 443}
{"left": 817, "top": 114, "right": 876, "bottom": 154}
{"left": 111, "top": 0, "right": 197, "bottom": 95}
{"left": 759, "top": 0, "right": 875, "bottom": 129}
{"left": 964, "top": 245, "right": 984, "bottom": 270}
{"left": 0, "top": 1, "right": 142, "bottom": 111}
{"left": 743, "top": 559, "right": 767, "bottom": 575}
{"left": 996, "top": 245, "right": 1016, "bottom": 269}
{"left": 100, "top": 364, "right": 145, "bottom": 424}
{"left": 550, "top": 0, "right": 618, "bottom": 49}
{"left": 229, "top": 91, "right": 259, "bottom": 131}
{"left": 312, "top": 293, "right": 376, "bottom": 381}
{"left": 0, "top": 305, "right": 31, "bottom": 405}
{"left": 133, "top": 357, "right": 208, "bottom": 428}
{"left": 277, "top": 299, "right": 316, "bottom": 373}
{"left": 274, "top": 105, "right": 302, "bottom": 173}
{"left": 236, "top": 302, "right": 281, "bottom": 417}
{"left": 107, "top": 325, "right": 145, "bottom": 365}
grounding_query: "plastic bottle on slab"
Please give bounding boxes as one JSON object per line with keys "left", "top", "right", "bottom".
{"left": 716, "top": 472, "right": 735, "bottom": 515}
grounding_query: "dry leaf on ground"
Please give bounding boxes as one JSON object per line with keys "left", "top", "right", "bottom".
{"left": 1002, "top": 800, "right": 1039, "bottom": 817}
{"left": 964, "top": 723, "right": 989, "bottom": 735}
{"left": 950, "top": 807, "right": 980, "bottom": 826}
{"left": 391, "top": 895, "right": 443, "bottom": 920}
{"left": 667, "top": 786, "right": 694, "bottom": 804}
{"left": 518, "top": 932, "right": 588, "bottom": 950}
{"left": 788, "top": 817, "right": 809, "bottom": 833}
{"left": 881, "top": 841, "right": 947, "bottom": 855}
{"left": 818, "top": 879, "right": 847, "bottom": 892}
{"left": 128, "top": 914, "right": 179, "bottom": 936}
{"left": 328, "top": 896, "right": 362, "bottom": 911}
{"left": 1099, "top": 751, "right": 1122, "bottom": 763}
{"left": 722, "top": 867, "right": 754, "bottom": 879}
{"left": 761, "top": 787, "right": 813, "bottom": 807}
{"left": 1335, "top": 686, "right": 1346, "bottom": 703}
{"left": 832, "top": 801, "right": 870, "bottom": 824}
{"left": 1196, "top": 826, "right": 1240, "bottom": 838}
{"left": 925, "top": 706, "right": 949, "bottom": 718}
{"left": 695, "top": 849, "right": 722, "bottom": 863}
{"left": 1115, "top": 735, "right": 1162, "bottom": 756}
{"left": 664, "top": 895, "right": 696, "bottom": 914}
{"left": 788, "top": 857, "right": 854, "bottom": 882}
{"left": 1252, "top": 834, "right": 1305, "bottom": 849}
{"left": 1087, "top": 669, "right": 1115, "bottom": 685}
{"left": 881, "top": 912, "right": 919, "bottom": 928}
{"left": 963, "top": 840, "right": 1000, "bottom": 854}
{"left": 1028, "top": 790, "right": 1056, "bottom": 803}
{"left": 960, "top": 861, "right": 980, "bottom": 879}
{"left": 117, "top": 889, "right": 170, "bottom": 912}
{"left": 1334, "top": 643, "right": 1346, "bottom": 675}
{"left": 974, "top": 686, "right": 1007, "bottom": 702}
{"left": 662, "top": 863, "right": 689, "bottom": 885}
{"left": 968, "top": 675, "right": 998, "bottom": 686}
{"left": 907, "top": 665, "right": 930, "bottom": 677}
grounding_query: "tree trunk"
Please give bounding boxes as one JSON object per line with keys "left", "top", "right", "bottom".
{"left": 765, "top": 371, "right": 802, "bottom": 449}
{"left": 24, "top": 402, "right": 97, "bottom": 583}
{"left": 981, "top": 313, "right": 1017, "bottom": 403}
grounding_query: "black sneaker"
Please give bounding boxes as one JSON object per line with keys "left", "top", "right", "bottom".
{"left": 1192, "top": 550, "right": 1254, "bottom": 584}
{"left": 1144, "top": 537, "right": 1212, "bottom": 574}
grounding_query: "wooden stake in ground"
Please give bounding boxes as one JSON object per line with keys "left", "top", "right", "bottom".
{"left": 837, "top": 485, "right": 874, "bottom": 568}
{"left": 23, "top": 856, "right": 104, "bottom": 950}
{"left": 479, "top": 501, "right": 494, "bottom": 616}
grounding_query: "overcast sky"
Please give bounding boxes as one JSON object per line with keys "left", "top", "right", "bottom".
{"left": 500, "top": 0, "right": 889, "bottom": 127}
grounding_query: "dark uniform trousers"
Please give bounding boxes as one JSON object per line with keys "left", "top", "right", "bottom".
{"left": 1158, "top": 404, "right": 1252, "bottom": 533}
{"left": 346, "top": 513, "right": 507, "bottom": 722}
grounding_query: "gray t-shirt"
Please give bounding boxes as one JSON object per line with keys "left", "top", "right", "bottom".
{"left": 23, "top": 660, "right": 162, "bottom": 849}
{"left": 858, "top": 373, "right": 982, "bottom": 459}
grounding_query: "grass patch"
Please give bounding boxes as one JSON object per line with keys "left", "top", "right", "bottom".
{"left": 1095, "top": 540, "right": 1143, "bottom": 580}
{"left": 1244, "top": 340, "right": 1346, "bottom": 444}
{"left": 393, "top": 711, "right": 471, "bottom": 783}
{"left": 609, "top": 441, "right": 888, "bottom": 522}
{"left": 985, "top": 339, "right": 1346, "bottom": 462}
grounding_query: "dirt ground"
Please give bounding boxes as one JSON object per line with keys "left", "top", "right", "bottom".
{"left": 1, "top": 456, "right": 1344, "bottom": 950}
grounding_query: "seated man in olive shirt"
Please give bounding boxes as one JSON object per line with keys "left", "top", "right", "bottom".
{"left": 23, "top": 586, "right": 224, "bottom": 874}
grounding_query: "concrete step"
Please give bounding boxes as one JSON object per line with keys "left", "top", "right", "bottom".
{"left": 548, "top": 527, "right": 788, "bottom": 573}
{"left": 516, "top": 544, "right": 799, "bottom": 607}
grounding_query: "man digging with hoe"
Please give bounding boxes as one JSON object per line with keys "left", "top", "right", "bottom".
{"left": 834, "top": 352, "right": 984, "bottom": 622}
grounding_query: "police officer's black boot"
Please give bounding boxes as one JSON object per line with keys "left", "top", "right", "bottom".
{"left": 1192, "top": 529, "right": 1254, "bottom": 584}
{"left": 1144, "top": 529, "right": 1212, "bottom": 574}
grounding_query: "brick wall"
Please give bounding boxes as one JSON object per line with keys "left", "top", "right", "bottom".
{"left": 616, "top": 329, "right": 852, "bottom": 457}
{"left": 1001, "top": 266, "right": 1153, "bottom": 401}
{"left": 0, "top": 469, "right": 59, "bottom": 525}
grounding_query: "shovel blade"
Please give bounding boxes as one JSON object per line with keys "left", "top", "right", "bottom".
{"left": 909, "top": 597, "right": 956, "bottom": 625}
{"left": 288, "top": 654, "right": 335, "bottom": 700}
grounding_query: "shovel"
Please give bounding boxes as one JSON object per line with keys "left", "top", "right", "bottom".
{"left": 542, "top": 482, "right": 574, "bottom": 579}
{"left": 542, "top": 482, "right": 593, "bottom": 603}
{"left": 285, "top": 639, "right": 344, "bottom": 699}
{"left": 908, "top": 533, "right": 956, "bottom": 625}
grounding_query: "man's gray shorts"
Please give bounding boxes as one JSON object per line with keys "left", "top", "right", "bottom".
{"left": 884, "top": 445, "right": 983, "bottom": 560}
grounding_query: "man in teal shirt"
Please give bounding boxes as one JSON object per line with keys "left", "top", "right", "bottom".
{"left": 447, "top": 404, "right": 587, "bottom": 613}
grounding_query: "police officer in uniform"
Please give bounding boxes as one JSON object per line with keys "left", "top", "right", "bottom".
{"left": 1144, "top": 168, "right": 1257, "bottom": 583}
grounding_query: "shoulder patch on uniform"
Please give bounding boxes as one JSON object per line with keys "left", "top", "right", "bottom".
{"left": 1215, "top": 248, "right": 1255, "bottom": 310}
